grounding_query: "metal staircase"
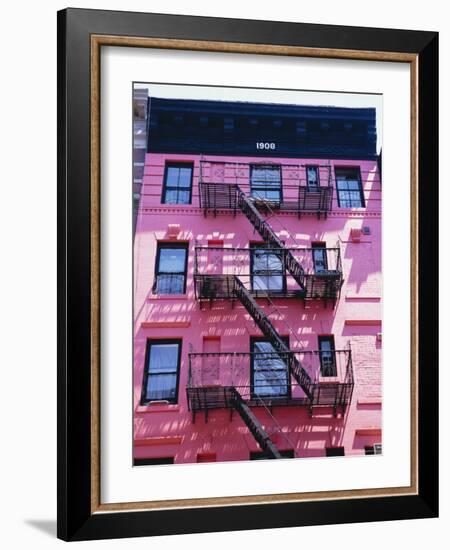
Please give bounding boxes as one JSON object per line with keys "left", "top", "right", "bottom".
{"left": 229, "top": 387, "right": 282, "bottom": 459}
{"left": 236, "top": 188, "right": 306, "bottom": 291}
{"left": 233, "top": 276, "right": 313, "bottom": 399}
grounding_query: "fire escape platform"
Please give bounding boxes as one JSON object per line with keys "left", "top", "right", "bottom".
{"left": 187, "top": 386, "right": 352, "bottom": 411}
{"left": 199, "top": 181, "right": 333, "bottom": 218}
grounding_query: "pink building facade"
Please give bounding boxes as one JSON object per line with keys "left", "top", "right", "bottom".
{"left": 133, "top": 98, "right": 382, "bottom": 464}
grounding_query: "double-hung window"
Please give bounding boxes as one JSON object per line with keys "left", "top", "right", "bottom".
{"left": 312, "top": 242, "right": 328, "bottom": 273}
{"left": 251, "top": 338, "right": 290, "bottom": 398}
{"left": 162, "top": 162, "right": 193, "bottom": 204}
{"left": 154, "top": 243, "right": 188, "bottom": 294}
{"left": 318, "top": 335, "right": 337, "bottom": 377}
{"left": 250, "top": 164, "right": 282, "bottom": 201}
{"left": 251, "top": 244, "right": 285, "bottom": 292}
{"left": 335, "top": 167, "right": 365, "bottom": 208}
{"left": 141, "top": 339, "right": 181, "bottom": 404}
{"left": 306, "top": 165, "right": 320, "bottom": 190}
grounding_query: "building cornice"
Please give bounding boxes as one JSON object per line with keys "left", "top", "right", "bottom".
{"left": 138, "top": 207, "right": 381, "bottom": 218}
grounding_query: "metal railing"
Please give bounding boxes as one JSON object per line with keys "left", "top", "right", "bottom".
{"left": 187, "top": 349, "right": 354, "bottom": 412}
{"left": 193, "top": 246, "right": 343, "bottom": 301}
{"left": 198, "top": 160, "right": 334, "bottom": 216}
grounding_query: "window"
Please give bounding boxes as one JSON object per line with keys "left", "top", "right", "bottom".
{"left": 250, "top": 449, "right": 294, "bottom": 460}
{"left": 134, "top": 457, "right": 174, "bottom": 466}
{"left": 141, "top": 339, "right": 181, "bottom": 404}
{"left": 251, "top": 244, "right": 285, "bottom": 292}
{"left": 335, "top": 167, "right": 365, "bottom": 208}
{"left": 318, "top": 335, "right": 337, "bottom": 377}
{"left": 325, "top": 447, "right": 345, "bottom": 457}
{"left": 306, "top": 165, "right": 320, "bottom": 189}
{"left": 251, "top": 337, "right": 290, "bottom": 398}
{"left": 250, "top": 164, "right": 282, "bottom": 201}
{"left": 365, "top": 444, "right": 382, "bottom": 455}
{"left": 162, "top": 162, "right": 193, "bottom": 204}
{"left": 312, "top": 242, "right": 328, "bottom": 273}
{"left": 154, "top": 243, "right": 188, "bottom": 294}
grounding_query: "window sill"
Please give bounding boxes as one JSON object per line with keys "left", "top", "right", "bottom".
{"left": 136, "top": 403, "right": 181, "bottom": 414}
{"left": 318, "top": 377, "right": 340, "bottom": 383}
{"left": 148, "top": 294, "right": 188, "bottom": 301}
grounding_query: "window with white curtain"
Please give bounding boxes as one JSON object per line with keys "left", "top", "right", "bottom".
{"left": 141, "top": 340, "right": 181, "bottom": 404}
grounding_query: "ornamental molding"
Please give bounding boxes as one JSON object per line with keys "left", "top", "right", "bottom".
{"left": 138, "top": 207, "right": 381, "bottom": 219}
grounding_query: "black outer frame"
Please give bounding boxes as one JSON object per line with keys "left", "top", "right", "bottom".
{"left": 57, "top": 8, "right": 438, "bottom": 542}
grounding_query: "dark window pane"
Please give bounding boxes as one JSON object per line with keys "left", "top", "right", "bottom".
{"left": 335, "top": 167, "right": 364, "bottom": 208}
{"left": 143, "top": 341, "right": 181, "bottom": 403}
{"left": 159, "top": 248, "right": 186, "bottom": 272}
{"left": 134, "top": 457, "right": 174, "bottom": 466}
{"left": 163, "top": 164, "right": 193, "bottom": 204}
{"left": 148, "top": 344, "right": 179, "bottom": 373}
{"left": 146, "top": 373, "right": 177, "bottom": 401}
{"left": 251, "top": 247, "right": 284, "bottom": 291}
{"left": 325, "top": 447, "right": 345, "bottom": 456}
{"left": 312, "top": 244, "right": 328, "bottom": 273}
{"left": 166, "top": 168, "right": 180, "bottom": 186}
{"left": 156, "top": 274, "right": 185, "bottom": 294}
{"left": 253, "top": 275, "right": 283, "bottom": 291}
{"left": 155, "top": 245, "right": 187, "bottom": 295}
{"left": 251, "top": 165, "right": 281, "bottom": 201}
{"left": 252, "top": 340, "right": 289, "bottom": 397}
{"left": 319, "top": 336, "right": 336, "bottom": 377}
{"left": 164, "top": 189, "right": 179, "bottom": 204}
{"left": 307, "top": 166, "right": 319, "bottom": 188}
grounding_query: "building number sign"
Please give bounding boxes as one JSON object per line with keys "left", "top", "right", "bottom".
{"left": 256, "top": 142, "right": 276, "bottom": 150}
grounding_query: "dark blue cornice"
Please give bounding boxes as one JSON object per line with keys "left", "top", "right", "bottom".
{"left": 147, "top": 97, "right": 377, "bottom": 159}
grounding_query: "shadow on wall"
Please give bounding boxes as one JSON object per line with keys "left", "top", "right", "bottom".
{"left": 340, "top": 162, "right": 381, "bottom": 294}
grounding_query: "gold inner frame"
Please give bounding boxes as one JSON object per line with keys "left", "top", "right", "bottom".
{"left": 90, "top": 35, "right": 419, "bottom": 514}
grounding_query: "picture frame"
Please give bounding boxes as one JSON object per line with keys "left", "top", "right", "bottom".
{"left": 57, "top": 8, "right": 438, "bottom": 541}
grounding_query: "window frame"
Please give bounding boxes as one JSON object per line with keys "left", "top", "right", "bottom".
{"left": 250, "top": 163, "right": 283, "bottom": 202}
{"left": 161, "top": 161, "right": 194, "bottom": 205}
{"left": 334, "top": 166, "right": 365, "bottom": 208}
{"left": 305, "top": 164, "right": 320, "bottom": 190}
{"left": 133, "top": 457, "right": 175, "bottom": 466}
{"left": 250, "top": 243, "right": 286, "bottom": 294}
{"left": 154, "top": 242, "right": 189, "bottom": 295}
{"left": 140, "top": 338, "right": 182, "bottom": 405}
{"left": 325, "top": 447, "right": 345, "bottom": 457}
{"left": 365, "top": 444, "right": 382, "bottom": 455}
{"left": 318, "top": 334, "right": 337, "bottom": 377}
{"left": 250, "top": 336, "right": 291, "bottom": 399}
{"left": 311, "top": 241, "right": 328, "bottom": 273}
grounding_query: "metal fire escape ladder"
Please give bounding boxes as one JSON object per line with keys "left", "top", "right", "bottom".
{"left": 229, "top": 387, "right": 282, "bottom": 459}
{"left": 233, "top": 276, "right": 313, "bottom": 399}
{"left": 236, "top": 188, "right": 306, "bottom": 291}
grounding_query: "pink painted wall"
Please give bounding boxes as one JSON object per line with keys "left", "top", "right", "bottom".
{"left": 133, "top": 153, "right": 382, "bottom": 463}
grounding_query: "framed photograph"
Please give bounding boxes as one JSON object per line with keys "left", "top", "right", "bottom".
{"left": 57, "top": 8, "right": 438, "bottom": 541}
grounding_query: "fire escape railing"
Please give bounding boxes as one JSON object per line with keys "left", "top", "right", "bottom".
{"left": 236, "top": 189, "right": 306, "bottom": 290}
{"left": 233, "top": 276, "right": 313, "bottom": 398}
{"left": 187, "top": 349, "right": 354, "bottom": 414}
{"left": 198, "top": 160, "right": 333, "bottom": 217}
{"left": 191, "top": 160, "right": 348, "bottom": 451}
{"left": 193, "top": 246, "right": 343, "bottom": 303}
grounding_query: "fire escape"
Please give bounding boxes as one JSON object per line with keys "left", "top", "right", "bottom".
{"left": 187, "top": 161, "right": 353, "bottom": 458}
